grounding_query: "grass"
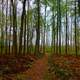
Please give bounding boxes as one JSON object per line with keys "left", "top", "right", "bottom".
{"left": 0, "top": 45, "right": 80, "bottom": 56}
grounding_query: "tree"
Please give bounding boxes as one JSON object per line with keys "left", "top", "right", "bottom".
{"left": 27, "top": 0, "right": 30, "bottom": 54}
{"left": 11, "top": 0, "right": 17, "bottom": 55}
{"left": 19, "top": 0, "right": 26, "bottom": 55}
{"left": 35, "top": 0, "right": 40, "bottom": 56}
{"left": 57, "top": 0, "right": 61, "bottom": 54}
{"left": 74, "top": 0, "right": 77, "bottom": 55}
{"left": 43, "top": 0, "right": 47, "bottom": 54}
{"left": 65, "top": 0, "right": 68, "bottom": 54}
{"left": 78, "top": 0, "right": 80, "bottom": 16}
{"left": 0, "top": 0, "right": 5, "bottom": 54}
{"left": 5, "top": 0, "right": 8, "bottom": 54}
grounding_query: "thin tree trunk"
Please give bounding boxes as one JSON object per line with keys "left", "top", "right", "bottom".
{"left": 75, "top": 0, "right": 77, "bottom": 55}
{"left": 9, "top": 1, "right": 12, "bottom": 55}
{"left": 11, "top": 0, "right": 17, "bottom": 55}
{"left": 5, "top": 0, "right": 8, "bottom": 54}
{"left": 35, "top": 0, "right": 40, "bottom": 56}
{"left": 56, "top": 0, "right": 61, "bottom": 54}
{"left": 43, "top": 1, "right": 46, "bottom": 54}
{"left": 1, "top": 0, "right": 4, "bottom": 55}
{"left": 23, "top": 12, "right": 27, "bottom": 55}
{"left": 58, "top": 0, "right": 61, "bottom": 54}
{"left": 19, "top": 0, "right": 26, "bottom": 55}
{"left": 51, "top": 10, "right": 55, "bottom": 54}
{"left": 27, "top": 0, "right": 30, "bottom": 54}
{"left": 65, "top": 0, "right": 68, "bottom": 54}
{"left": 78, "top": 0, "right": 80, "bottom": 16}
{"left": 56, "top": 0, "right": 59, "bottom": 54}
{"left": 71, "top": 17, "right": 73, "bottom": 53}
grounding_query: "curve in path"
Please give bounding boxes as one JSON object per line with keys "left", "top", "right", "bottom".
{"left": 24, "top": 54, "right": 48, "bottom": 80}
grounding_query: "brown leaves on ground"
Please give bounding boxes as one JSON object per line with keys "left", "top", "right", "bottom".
{"left": 49, "top": 54, "right": 80, "bottom": 80}
{"left": 1, "top": 54, "right": 80, "bottom": 80}
{"left": 0, "top": 54, "right": 48, "bottom": 80}
{"left": 0, "top": 54, "right": 37, "bottom": 79}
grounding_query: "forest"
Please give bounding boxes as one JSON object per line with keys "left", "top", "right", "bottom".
{"left": 0, "top": 0, "right": 80, "bottom": 80}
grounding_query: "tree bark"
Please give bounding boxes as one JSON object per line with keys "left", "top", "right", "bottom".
{"left": 35, "top": 0, "right": 40, "bottom": 56}
{"left": 19, "top": 0, "right": 26, "bottom": 55}
{"left": 11, "top": 0, "right": 17, "bottom": 55}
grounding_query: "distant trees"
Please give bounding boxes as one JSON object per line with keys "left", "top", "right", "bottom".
{"left": 0, "top": 0, "right": 79, "bottom": 56}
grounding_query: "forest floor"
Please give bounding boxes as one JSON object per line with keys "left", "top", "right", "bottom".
{"left": 47, "top": 54, "right": 80, "bottom": 80}
{"left": 0, "top": 54, "right": 80, "bottom": 80}
{"left": 22, "top": 54, "right": 48, "bottom": 80}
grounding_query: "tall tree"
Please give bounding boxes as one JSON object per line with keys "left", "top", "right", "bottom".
{"left": 1, "top": 0, "right": 4, "bottom": 54}
{"left": 9, "top": 0, "right": 12, "bottom": 54}
{"left": 58, "top": 0, "right": 61, "bottom": 54}
{"left": 78, "top": 0, "right": 80, "bottom": 16}
{"left": 43, "top": 0, "right": 47, "bottom": 54}
{"left": 5, "top": 0, "right": 8, "bottom": 54}
{"left": 11, "top": 0, "right": 17, "bottom": 55}
{"left": 35, "top": 0, "right": 40, "bottom": 55}
{"left": 74, "top": 0, "right": 77, "bottom": 55}
{"left": 19, "top": 0, "right": 26, "bottom": 55}
{"left": 27, "top": 0, "right": 30, "bottom": 54}
{"left": 65, "top": 0, "right": 68, "bottom": 54}
{"left": 23, "top": 8, "right": 27, "bottom": 55}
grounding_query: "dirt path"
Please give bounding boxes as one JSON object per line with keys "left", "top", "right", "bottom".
{"left": 23, "top": 54, "right": 48, "bottom": 80}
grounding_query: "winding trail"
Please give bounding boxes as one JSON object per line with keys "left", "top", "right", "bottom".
{"left": 24, "top": 54, "right": 48, "bottom": 80}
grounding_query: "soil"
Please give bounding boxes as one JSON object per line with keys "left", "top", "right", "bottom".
{"left": 0, "top": 54, "right": 80, "bottom": 80}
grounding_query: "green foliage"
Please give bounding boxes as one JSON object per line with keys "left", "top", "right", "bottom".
{"left": 0, "top": 10, "right": 5, "bottom": 27}
{"left": 0, "top": 40, "right": 4, "bottom": 47}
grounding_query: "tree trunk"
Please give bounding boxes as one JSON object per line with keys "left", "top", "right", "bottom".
{"left": 75, "top": 0, "right": 77, "bottom": 55}
{"left": 23, "top": 13, "right": 27, "bottom": 55}
{"left": 78, "top": 0, "right": 80, "bottom": 16}
{"left": 65, "top": 0, "right": 68, "bottom": 54}
{"left": 43, "top": 2, "right": 46, "bottom": 54}
{"left": 35, "top": 0, "right": 40, "bottom": 56}
{"left": 27, "top": 0, "right": 30, "bottom": 54}
{"left": 1, "top": 0, "right": 4, "bottom": 54}
{"left": 19, "top": 0, "right": 26, "bottom": 55}
{"left": 51, "top": 10, "right": 55, "bottom": 54}
{"left": 5, "top": 0, "right": 8, "bottom": 54}
{"left": 58, "top": 0, "right": 61, "bottom": 54}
